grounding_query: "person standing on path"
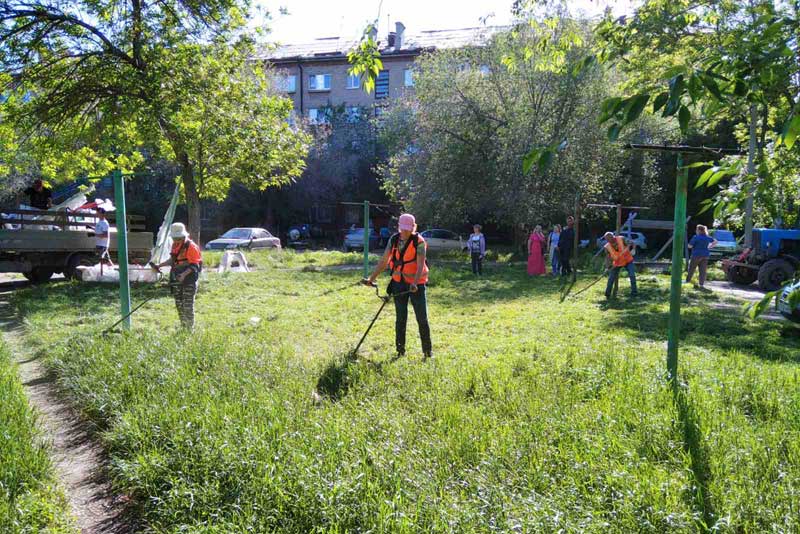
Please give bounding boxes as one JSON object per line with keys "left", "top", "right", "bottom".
{"left": 686, "top": 224, "right": 717, "bottom": 288}
{"left": 468, "top": 224, "right": 486, "bottom": 275}
{"left": 558, "top": 216, "right": 575, "bottom": 276}
{"left": 364, "top": 213, "right": 433, "bottom": 359}
{"left": 603, "top": 231, "right": 638, "bottom": 300}
{"left": 92, "top": 207, "right": 114, "bottom": 272}
{"left": 153, "top": 223, "right": 203, "bottom": 330}
{"left": 527, "top": 225, "right": 547, "bottom": 276}
{"left": 548, "top": 224, "right": 561, "bottom": 276}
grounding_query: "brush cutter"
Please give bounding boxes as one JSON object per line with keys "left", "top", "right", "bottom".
{"left": 349, "top": 280, "right": 412, "bottom": 357}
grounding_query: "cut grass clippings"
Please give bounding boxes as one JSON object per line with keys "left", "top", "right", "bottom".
{"left": 0, "top": 341, "right": 74, "bottom": 533}
{"left": 10, "top": 249, "right": 800, "bottom": 532}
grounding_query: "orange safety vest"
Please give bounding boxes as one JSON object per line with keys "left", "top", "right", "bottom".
{"left": 388, "top": 233, "right": 429, "bottom": 284}
{"left": 605, "top": 236, "right": 634, "bottom": 267}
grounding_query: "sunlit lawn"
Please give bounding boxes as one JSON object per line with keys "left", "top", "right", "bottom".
{"left": 11, "top": 249, "right": 800, "bottom": 533}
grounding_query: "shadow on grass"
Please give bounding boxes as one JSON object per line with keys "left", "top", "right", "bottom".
{"left": 672, "top": 380, "right": 716, "bottom": 532}
{"left": 315, "top": 352, "right": 359, "bottom": 401}
{"left": 603, "top": 288, "right": 800, "bottom": 363}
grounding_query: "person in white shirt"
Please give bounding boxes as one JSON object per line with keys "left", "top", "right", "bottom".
{"left": 93, "top": 208, "right": 113, "bottom": 269}
{"left": 468, "top": 224, "right": 486, "bottom": 275}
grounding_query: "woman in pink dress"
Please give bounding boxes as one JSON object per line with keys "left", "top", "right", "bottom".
{"left": 527, "top": 225, "right": 547, "bottom": 276}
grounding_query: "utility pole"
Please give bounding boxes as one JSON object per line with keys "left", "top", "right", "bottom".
{"left": 112, "top": 170, "right": 131, "bottom": 330}
{"left": 363, "top": 200, "right": 370, "bottom": 278}
{"left": 625, "top": 144, "right": 745, "bottom": 383}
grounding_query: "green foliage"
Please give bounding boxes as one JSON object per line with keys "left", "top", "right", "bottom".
{"left": 347, "top": 25, "right": 384, "bottom": 95}
{"left": 10, "top": 250, "right": 800, "bottom": 532}
{"left": 0, "top": 342, "right": 73, "bottom": 533}
{"left": 0, "top": 1, "right": 309, "bottom": 238}
{"left": 594, "top": 0, "right": 800, "bottom": 229}
{"left": 378, "top": 22, "right": 667, "bottom": 231}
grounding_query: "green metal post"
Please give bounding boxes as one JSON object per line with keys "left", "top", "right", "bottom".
{"left": 363, "top": 201, "right": 370, "bottom": 278}
{"left": 667, "top": 154, "right": 688, "bottom": 381}
{"left": 112, "top": 170, "right": 132, "bottom": 330}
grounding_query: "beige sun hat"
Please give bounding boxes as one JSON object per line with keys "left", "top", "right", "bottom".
{"left": 170, "top": 222, "right": 189, "bottom": 239}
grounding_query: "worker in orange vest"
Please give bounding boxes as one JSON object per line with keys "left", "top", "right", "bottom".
{"left": 153, "top": 223, "right": 203, "bottom": 330}
{"left": 603, "top": 231, "right": 638, "bottom": 300}
{"left": 364, "top": 213, "right": 432, "bottom": 359}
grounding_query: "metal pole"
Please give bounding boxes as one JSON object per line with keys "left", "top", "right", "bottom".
{"left": 363, "top": 200, "right": 370, "bottom": 278}
{"left": 112, "top": 170, "right": 132, "bottom": 330}
{"left": 667, "top": 154, "right": 688, "bottom": 382}
{"left": 613, "top": 204, "right": 622, "bottom": 297}
{"left": 572, "top": 191, "right": 581, "bottom": 283}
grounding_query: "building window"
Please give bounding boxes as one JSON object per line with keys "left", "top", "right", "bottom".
{"left": 479, "top": 65, "right": 491, "bottom": 76}
{"left": 308, "top": 108, "right": 329, "bottom": 124}
{"left": 404, "top": 69, "right": 414, "bottom": 87}
{"left": 375, "top": 70, "right": 390, "bottom": 99}
{"left": 309, "top": 74, "right": 332, "bottom": 91}
{"left": 277, "top": 74, "right": 296, "bottom": 92}
{"left": 346, "top": 74, "right": 360, "bottom": 89}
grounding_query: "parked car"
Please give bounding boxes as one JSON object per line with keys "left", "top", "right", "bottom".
{"left": 343, "top": 228, "right": 381, "bottom": 251}
{"left": 204, "top": 227, "right": 281, "bottom": 250}
{"left": 596, "top": 231, "right": 647, "bottom": 250}
{"left": 777, "top": 280, "right": 800, "bottom": 322}
{"left": 419, "top": 229, "right": 465, "bottom": 252}
{"left": 708, "top": 229, "right": 739, "bottom": 260}
{"left": 287, "top": 224, "right": 312, "bottom": 249}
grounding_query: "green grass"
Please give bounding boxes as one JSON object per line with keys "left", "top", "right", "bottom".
{"left": 11, "top": 250, "right": 800, "bottom": 532}
{"left": 0, "top": 341, "right": 73, "bottom": 533}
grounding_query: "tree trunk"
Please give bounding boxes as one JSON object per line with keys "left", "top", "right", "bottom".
{"left": 159, "top": 116, "right": 203, "bottom": 242}
{"left": 179, "top": 153, "right": 203, "bottom": 243}
{"left": 743, "top": 104, "right": 757, "bottom": 247}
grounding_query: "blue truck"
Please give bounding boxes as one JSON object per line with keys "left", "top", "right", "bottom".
{"left": 722, "top": 228, "right": 800, "bottom": 291}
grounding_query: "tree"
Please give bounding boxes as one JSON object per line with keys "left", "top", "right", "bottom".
{"left": 591, "top": 0, "right": 800, "bottom": 243}
{"left": 0, "top": 0, "right": 309, "bottom": 240}
{"left": 377, "top": 22, "right": 668, "bottom": 239}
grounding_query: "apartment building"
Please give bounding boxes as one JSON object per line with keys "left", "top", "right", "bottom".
{"left": 260, "top": 23, "right": 506, "bottom": 122}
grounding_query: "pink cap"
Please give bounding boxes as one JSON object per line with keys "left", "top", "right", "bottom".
{"left": 398, "top": 213, "right": 416, "bottom": 231}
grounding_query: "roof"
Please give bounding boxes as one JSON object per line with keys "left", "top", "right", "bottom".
{"left": 259, "top": 25, "right": 509, "bottom": 62}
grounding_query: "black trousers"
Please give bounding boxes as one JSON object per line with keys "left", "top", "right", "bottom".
{"left": 560, "top": 253, "right": 572, "bottom": 275}
{"left": 471, "top": 252, "right": 483, "bottom": 274}
{"left": 393, "top": 282, "right": 432, "bottom": 356}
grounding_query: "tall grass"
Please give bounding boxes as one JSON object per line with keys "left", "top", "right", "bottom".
{"left": 12, "top": 250, "right": 800, "bottom": 532}
{"left": 0, "top": 342, "right": 73, "bottom": 533}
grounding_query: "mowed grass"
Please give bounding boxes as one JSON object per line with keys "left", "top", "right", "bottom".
{"left": 0, "top": 341, "right": 73, "bottom": 533}
{"left": 11, "top": 249, "right": 800, "bottom": 532}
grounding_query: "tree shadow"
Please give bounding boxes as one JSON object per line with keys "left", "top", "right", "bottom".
{"left": 606, "top": 291, "right": 800, "bottom": 362}
{"left": 672, "top": 380, "right": 716, "bottom": 532}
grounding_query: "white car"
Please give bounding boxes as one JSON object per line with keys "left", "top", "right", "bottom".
{"left": 419, "top": 229, "right": 465, "bottom": 252}
{"left": 596, "top": 231, "right": 647, "bottom": 250}
{"left": 205, "top": 227, "right": 281, "bottom": 250}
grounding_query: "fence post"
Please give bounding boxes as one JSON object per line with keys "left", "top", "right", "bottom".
{"left": 112, "top": 170, "right": 132, "bottom": 330}
{"left": 667, "top": 154, "right": 688, "bottom": 382}
{"left": 363, "top": 201, "right": 370, "bottom": 278}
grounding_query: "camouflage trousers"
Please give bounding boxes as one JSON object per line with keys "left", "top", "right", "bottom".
{"left": 173, "top": 281, "right": 198, "bottom": 330}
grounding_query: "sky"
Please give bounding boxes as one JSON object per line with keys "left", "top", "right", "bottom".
{"left": 253, "top": 0, "right": 634, "bottom": 44}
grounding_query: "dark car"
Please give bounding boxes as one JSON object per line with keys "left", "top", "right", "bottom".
{"left": 343, "top": 228, "right": 381, "bottom": 251}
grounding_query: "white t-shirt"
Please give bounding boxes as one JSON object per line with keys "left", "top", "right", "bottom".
{"left": 95, "top": 219, "right": 110, "bottom": 248}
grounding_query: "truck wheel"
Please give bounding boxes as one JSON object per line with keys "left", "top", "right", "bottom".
{"left": 757, "top": 259, "right": 795, "bottom": 292}
{"left": 726, "top": 266, "right": 757, "bottom": 286}
{"left": 65, "top": 253, "right": 95, "bottom": 280}
{"left": 23, "top": 268, "right": 54, "bottom": 284}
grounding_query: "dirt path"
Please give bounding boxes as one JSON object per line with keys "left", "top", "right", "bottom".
{"left": 704, "top": 280, "right": 785, "bottom": 321}
{"left": 0, "top": 279, "right": 134, "bottom": 534}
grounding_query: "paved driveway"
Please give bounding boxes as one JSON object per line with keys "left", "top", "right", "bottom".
{"left": 705, "top": 280, "right": 785, "bottom": 321}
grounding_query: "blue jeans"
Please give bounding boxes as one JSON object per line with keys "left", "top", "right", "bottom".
{"left": 551, "top": 253, "right": 560, "bottom": 275}
{"left": 606, "top": 263, "right": 638, "bottom": 298}
{"left": 393, "top": 282, "right": 432, "bottom": 356}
